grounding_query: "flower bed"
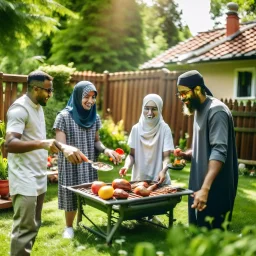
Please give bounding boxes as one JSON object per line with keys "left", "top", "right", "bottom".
{"left": 47, "top": 154, "right": 58, "bottom": 183}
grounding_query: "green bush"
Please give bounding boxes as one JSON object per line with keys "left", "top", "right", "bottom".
{"left": 0, "top": 120, "right": 5, "bottom": 139}
{"left": 134, "top": 242, "right": 156, "bottom": 256}
{"left": 164, "top": 225, "right": 256, "bottom": 256}
{"left": 178, "top": 135, "right": 187, "bottom": 151}
{"left": 43, "top": 98, "right": 66, "bottom": 139}
{"left": 38, "top": 64, "right": 76, "bottom": 138}
{"left": 99, "top": 117, "right": 129, "bottom": 161}
{"left": 0, "top": 121, "right": 8, "bottom": 180}
{"left": 39, "top": 63, "right": 75, "bottom": 101}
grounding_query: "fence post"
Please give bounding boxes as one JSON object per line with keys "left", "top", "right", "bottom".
{"left": 103, "top": 70, "right": 110, "bottom": 118}
{"left": 0, "top": 72, "right": 3, "bottom": 122}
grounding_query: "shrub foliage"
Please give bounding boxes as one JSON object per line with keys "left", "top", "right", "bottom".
{"left": 99, "top": 117, "right": 129, "bottom": 161}
{"left": 38, "top": 64, "right": 75, "bottom": 138}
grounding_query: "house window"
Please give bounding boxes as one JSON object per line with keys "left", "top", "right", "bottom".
{"left": 235, "top": 68, "right": 255, "bottom": 98}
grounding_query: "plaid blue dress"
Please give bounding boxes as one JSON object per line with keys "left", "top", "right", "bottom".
{"left": 53, "top": 110, "right": 101, "bottom": 211}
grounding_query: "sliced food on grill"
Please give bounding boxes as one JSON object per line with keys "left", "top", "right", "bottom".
{"left": 147, "top": 183, "right": 158, "bottom": 191}
{"left": 113, "top": 188, "right": 129, "bottom": 199}
{"left": 157, "top": 186, "right": 178, "bottom": 194}
{"left": 131, "top": 181, "right": 149, "bottom": 189}
{"left": 134, "top": 185, "right": 151, "bottom": 197}
{"left": 112, "top": 179, "right": 131, "bottom": 191}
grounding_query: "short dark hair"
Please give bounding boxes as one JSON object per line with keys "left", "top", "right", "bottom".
{"left": 27, "top": 70, "right": 53, "bottom": 86}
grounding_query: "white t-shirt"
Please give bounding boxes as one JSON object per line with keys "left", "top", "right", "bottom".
{"left": 128, "top": 122, "right": 174, "bottom": 184}
{"left": 6, "top": 94, "right": 48, "bottom": 196}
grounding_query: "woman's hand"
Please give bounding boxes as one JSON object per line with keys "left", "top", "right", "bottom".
{"left": 157, "top": 170, "right": 166, "bottom": 184}
{"left": 119, "top": 167, "right": 128, "bottom": 177}
{"left": 62, "top": 144, "right": 88, "bottom": 164}
{"left": 104, "top": 148, "right": 122, "bottom": 165}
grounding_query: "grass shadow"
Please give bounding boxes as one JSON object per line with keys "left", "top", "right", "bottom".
{"left": 74, "top": 217, "right": 170, "bottom": 255}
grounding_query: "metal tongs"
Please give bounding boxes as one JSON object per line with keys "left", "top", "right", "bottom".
{"left": 54, "top": 140, "right": 113, "bottom": 171}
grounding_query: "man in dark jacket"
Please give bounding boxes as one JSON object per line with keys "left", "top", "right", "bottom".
{"left": 174, "top": 70, "right": 238, "bottom": 229}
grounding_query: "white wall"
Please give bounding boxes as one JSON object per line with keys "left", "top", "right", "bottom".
{"left": 169, "top": 59, "right": 256, "bottom": 100}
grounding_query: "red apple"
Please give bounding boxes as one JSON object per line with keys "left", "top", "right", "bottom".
{"left": 91, "top": 181, "right": 106, "bottom": 195}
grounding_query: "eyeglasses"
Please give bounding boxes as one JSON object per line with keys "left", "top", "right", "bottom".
{"left": 35, "top": 86, "right": 54, "bottom": 94}
{"left": 144, "top": 106, "right": 158, "bottom": 112}
{"left": 176, "top": 89, "right": 192, "bottom": 98}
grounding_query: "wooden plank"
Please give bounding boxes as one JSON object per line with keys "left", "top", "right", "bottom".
{"left": 21, "top": 82, "right": 28, "bottom": 94}
{"left": 231, "top": 111, "right": 256, "bottom": 117}
{"left": 4, "top": 82, "right": 12, "bottom": 122}
{"left": 0, "top": 198, "right": 12, "bottom": 209}
{"left": 236, "top": 102, "right": 244, "bottom": 158}
{"left": 103, "top": 71, "right": 110, "bottom": 118}
{"left": 234, "top": 128, "right": 256, "bottom": 133}
{"left": 3, "top": 74, "right": 27, "bottom": 83}
{"left": 238, "top": 159, "right": 256, "bottom": 166}
{"left": 252, "top": 102, "right": 256, "bottom": 160}
{"left": 11, "top": 82, "right": 18, "bottom": 105}
{"left": 0, "top": 72, "right": 4, "bottom": 122}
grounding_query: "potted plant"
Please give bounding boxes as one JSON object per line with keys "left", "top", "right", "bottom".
{"left": 0, "top": 120, "right": 9, "bottom": 198}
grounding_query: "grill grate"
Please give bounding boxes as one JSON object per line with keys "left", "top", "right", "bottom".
{"left": 76, "top": 184, "right": 182, "bottom": 200}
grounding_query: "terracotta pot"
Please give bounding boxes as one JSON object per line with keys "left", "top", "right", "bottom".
{"left": 0, "top": 180, "right": 9, "bottom": 198}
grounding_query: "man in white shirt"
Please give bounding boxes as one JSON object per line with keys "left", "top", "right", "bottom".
{"left": 5, "top": 70, "right": 86, "bottom": 256}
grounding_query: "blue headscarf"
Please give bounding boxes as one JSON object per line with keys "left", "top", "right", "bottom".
{"left": 65, "top": 81, "right": 97, "bottom": 128}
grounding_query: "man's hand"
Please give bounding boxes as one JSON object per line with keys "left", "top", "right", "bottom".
{"left": 191, "top": 188, "right": 209, "bottom": 211}
{"left": 173, "top": 148, "right": 192, "bottom": 160}
{"left": 173, "top": 148, "right": 186, "bottom": 157}
{"left": 41, "top": 139, "right": 60, "bottom": 154}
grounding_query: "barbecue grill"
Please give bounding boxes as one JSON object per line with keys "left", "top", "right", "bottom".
{"left": 67, "top": 182, "right": 193, "bottom": 244}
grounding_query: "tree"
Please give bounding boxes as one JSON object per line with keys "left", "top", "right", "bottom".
{"left": 139, "top": 0, "right": 191, "bottom": 59}
{"left": 0, "top": 0, "right": 75, "bottom": 73}
{"left": 0, "top": 0, "right": 75, "bottom": 53}
{"left": 210, "top": 0, "right": 256, "bottom": 26}
{"left": 49, "top": 0, "right": 145, "bottom": 72}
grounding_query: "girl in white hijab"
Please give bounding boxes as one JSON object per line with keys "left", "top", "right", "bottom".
{"left": 119, "top": 94, "right": 174, "bottom": 184}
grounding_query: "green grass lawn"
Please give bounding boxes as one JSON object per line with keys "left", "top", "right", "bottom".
{"left": 0, "top": 165, "right": 256, "bottom": 256}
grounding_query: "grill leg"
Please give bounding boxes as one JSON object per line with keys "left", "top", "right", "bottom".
{"left": 77, "top": 196, "right": 82, "bottom": 226}
{"left": 168, "top": 209, "right": 174, "bottom": 228}
{"left": 106, "top": 209, "right": 124, "bottom": 245}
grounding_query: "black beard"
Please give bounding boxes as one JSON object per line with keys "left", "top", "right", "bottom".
{"left": 182, "top": 96, "right": 201, "bottom": 116}
{"left": 39, "top": 101, "right": 46, "bottom": 106}
{"left": 37, "top": 97, "right": 47, "bottom": 106}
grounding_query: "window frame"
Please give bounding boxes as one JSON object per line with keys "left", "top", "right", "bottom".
{"left": 234, "top": 67, "right": 256, "bottom": 99}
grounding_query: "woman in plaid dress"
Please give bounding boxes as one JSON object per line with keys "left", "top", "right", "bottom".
{"left": 53, "top": 81, "right": 121, "bottom": 239}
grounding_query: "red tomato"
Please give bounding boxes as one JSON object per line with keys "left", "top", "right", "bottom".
{"left": 115, "top": 148, "right": 124, "bottom": 155}
{"left": 91, "top": 181, "right": 106, "bottom": 195}
{"left": 174, "top": 148, "right": 181, "bottom": 156}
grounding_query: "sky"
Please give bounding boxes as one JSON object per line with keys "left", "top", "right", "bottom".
{"left": 175, "top": 0, "right": 214, "bottom": 35}
{"left": 142, "top": 0, "right": 215, "bottom": 35}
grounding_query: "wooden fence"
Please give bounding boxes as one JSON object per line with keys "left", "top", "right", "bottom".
{"left": 1, "top": 70, "right": 256, "bottom": 164}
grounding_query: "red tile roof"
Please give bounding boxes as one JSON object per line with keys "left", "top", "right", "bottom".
{"left": 140, "top": 21, "right": 256, "bottom": 69}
